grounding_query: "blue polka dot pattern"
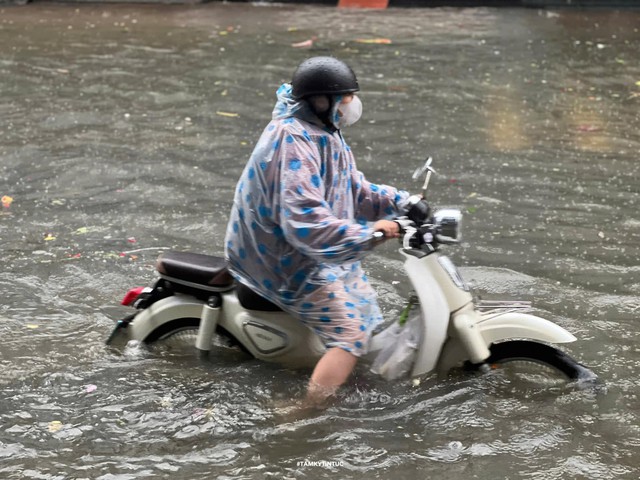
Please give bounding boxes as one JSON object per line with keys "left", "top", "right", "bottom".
{"left": 289, "top": 158, "right": 301, "bottom": 171}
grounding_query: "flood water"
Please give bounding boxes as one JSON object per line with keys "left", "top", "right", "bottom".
{"left": 1, "top": 2, "right": 639, "bottom": 478}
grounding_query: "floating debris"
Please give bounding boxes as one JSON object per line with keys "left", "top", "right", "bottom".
{"left": 48, "top": 421, "right": 63, "bottom": 433}
{"left": 577, "top": 125, "right": 602, "bottom": 132}
{"left": 355, "top": 38, "right": 392, "bottom": 44}
{"left": 1, "top": 195, "right": 13, "bottom": 208}
{"left": 216, "top": 111, "right": 239, "bottom": 118}
{"left": 292, "top": 38, "right": 314, "bottom": 48}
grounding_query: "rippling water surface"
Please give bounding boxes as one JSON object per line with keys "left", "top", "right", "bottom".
{"left": 1, "top": 3, "right": 639, "bottom": 478}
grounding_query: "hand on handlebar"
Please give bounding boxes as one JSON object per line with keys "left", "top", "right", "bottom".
{"left": 373, "top": 219, "right": 401, "bottom": 238}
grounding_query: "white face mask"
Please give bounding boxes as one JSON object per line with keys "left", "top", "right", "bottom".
{"left": 337, "top": 95, "right": 362, "bottom": 128}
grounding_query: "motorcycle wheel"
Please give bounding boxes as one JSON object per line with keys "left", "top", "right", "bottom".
{"left": 481, "top": 340, "right": 593, "bottom": 382}
{"left": 143, "top": 318, "right": 246, "bottom": 352}
{"left": 143, "top": 318, "right": 200, "bottom": 343}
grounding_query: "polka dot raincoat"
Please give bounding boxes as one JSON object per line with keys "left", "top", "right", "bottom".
{"left": 224, "top": 84, "right": 411, "bottom": 356}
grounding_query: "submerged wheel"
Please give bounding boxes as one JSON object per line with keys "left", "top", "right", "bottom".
{"left": 481, "top": 340, "right": 593, "bottom": 382}
{"left": 143, "top": 318, "right": 247, "bottom": 353}
{"left": 143, "top": 318, "right": 200, "bottom": 343}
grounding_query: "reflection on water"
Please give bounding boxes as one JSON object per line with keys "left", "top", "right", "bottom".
{"left": 1, "top": 3, "right": 639, "bottom": 478}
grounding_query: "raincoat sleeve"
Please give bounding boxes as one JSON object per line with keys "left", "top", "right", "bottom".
{"left": 279, "top": 137, "right": 374, "bottom": 263}
{"left": 352, "top": 170, "right": 411, "bottom": 223}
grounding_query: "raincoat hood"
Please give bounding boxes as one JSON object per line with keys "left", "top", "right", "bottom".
{"left": 272, "top": 83, "right": 343, "bottom": 131}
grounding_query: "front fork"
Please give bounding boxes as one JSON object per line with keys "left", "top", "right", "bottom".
{"left": 451, "top": 305, "right": 491, "bottom": 364}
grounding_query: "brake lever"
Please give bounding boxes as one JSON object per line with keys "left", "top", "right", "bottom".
{"left": 402, "top": 226, "right": 418, "bottom": 250}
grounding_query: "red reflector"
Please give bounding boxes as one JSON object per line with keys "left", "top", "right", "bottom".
{"left": 121, "top": 287, "right": 145, "bottom": 306}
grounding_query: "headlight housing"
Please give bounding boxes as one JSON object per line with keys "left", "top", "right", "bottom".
{"left": 433, "top": 208, "right": 463, "bottom": 244}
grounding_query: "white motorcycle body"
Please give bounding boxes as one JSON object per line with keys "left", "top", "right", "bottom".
{"left": 116, "top": 244, "right": 576, "bottom": 378}
{"left": 110, "top": 158, "right": 584, "bottom": 379}
{"left": 126, "top": 289, "right": 326, "bottom": 369}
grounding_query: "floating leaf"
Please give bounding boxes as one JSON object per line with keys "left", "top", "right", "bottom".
{"left": 48, "top": 421, "right": 62, "bottom": 433}
{"left": 75, "top": 227, "right": 89, "bottom": 235}
{"left": 577, "top": 125, "right": 602, "bottom": 132}
{"left": 292, "top": 39, "right": 314, "bottom": 48}
{"left": 355, "top": 38, "right": 392, "bottom": 44}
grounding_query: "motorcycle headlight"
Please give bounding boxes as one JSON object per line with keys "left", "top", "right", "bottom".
{"left": 434, "top": 208, "right": 462, "bottom": 244}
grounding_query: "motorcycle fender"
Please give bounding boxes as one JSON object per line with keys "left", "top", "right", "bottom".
{"left": 477, "top": 312, "right": 577, "bottom": 345}
{"left": 404, "top": 255, "right": 450, "bottom": 378}
{"left": 127, "top": 295, "right": 205, "bottom": 342}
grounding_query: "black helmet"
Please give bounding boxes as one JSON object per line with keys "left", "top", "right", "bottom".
{"left": 291, "top": 57, "right": 359, "bottom": 99}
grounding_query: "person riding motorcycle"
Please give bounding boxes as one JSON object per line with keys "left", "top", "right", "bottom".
{"left": 224, "top": 57, "right": 413, "bottom": 402}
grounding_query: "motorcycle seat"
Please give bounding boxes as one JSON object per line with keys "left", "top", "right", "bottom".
{"left": 156, "top": 251, "right": 234, "bottom": 292}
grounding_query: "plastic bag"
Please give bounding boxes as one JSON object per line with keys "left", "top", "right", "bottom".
{"left": 371, "top": 298, "right": 423, "bottom": 381}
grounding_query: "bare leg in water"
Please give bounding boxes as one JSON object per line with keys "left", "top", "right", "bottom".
{"left": 306, "top": 347, "right": 358, "bottom": 405}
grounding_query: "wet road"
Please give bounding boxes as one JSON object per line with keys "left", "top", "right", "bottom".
{"left": 1, "top": 3, "right": 639, "bottom": 479}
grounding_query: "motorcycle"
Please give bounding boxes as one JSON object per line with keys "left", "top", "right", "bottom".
{"left": 106, "top": 158, "right": 594, "bottom": 383}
